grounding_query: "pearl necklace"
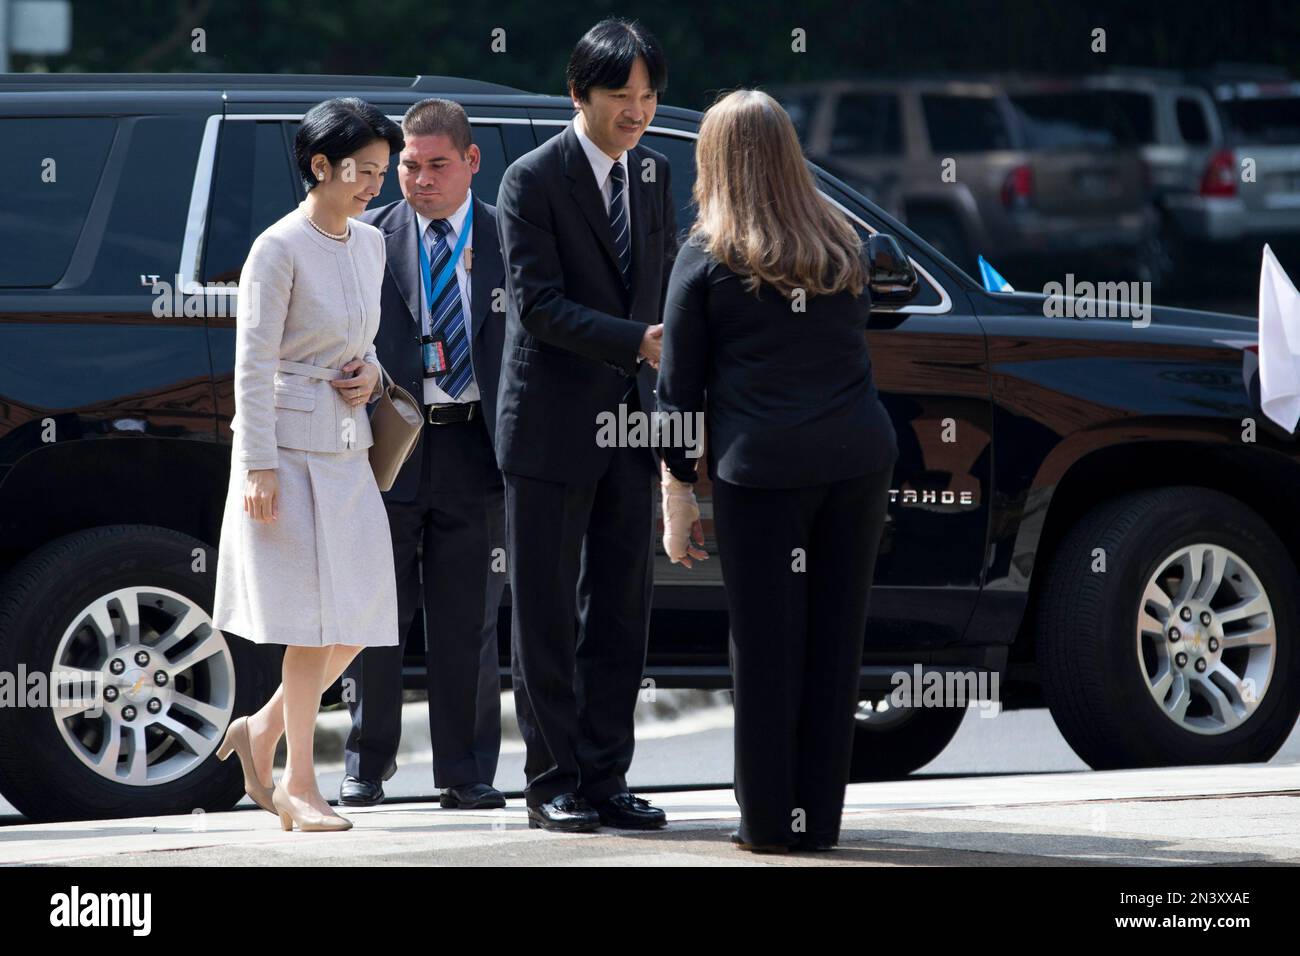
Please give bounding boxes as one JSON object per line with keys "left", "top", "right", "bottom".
{"left": 304, "top": 210, "right": 350, "bottom": 241}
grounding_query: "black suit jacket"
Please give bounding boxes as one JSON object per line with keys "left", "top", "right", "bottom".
{"left": 358, "top": 193, "right": 507, "bottom": 502}
{"left": 494, "top": 122, "right": 679, "bottom": 483}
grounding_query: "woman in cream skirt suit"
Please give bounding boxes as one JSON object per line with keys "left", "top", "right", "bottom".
{"left": 212, "top": 98, "right": 405, "bottom": 832}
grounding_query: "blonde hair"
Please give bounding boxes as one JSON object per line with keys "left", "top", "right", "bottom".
{"left": 689, "top": 89, "right": 866, "bottom": 299}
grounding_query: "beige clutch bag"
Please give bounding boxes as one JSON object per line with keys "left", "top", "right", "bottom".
{"left": 368, "top": 363, "right": 423, "bottom": 492}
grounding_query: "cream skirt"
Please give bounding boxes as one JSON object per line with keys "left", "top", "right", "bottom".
{"left": 213, "top": 446, "right": 399, "bottom": 647}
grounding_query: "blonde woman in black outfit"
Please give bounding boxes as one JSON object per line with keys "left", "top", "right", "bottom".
{"left": 656, "top": 89, "right": 899, "bottom": 853}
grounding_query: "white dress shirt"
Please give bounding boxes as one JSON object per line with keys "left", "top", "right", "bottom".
{"left": 574, "top": 118, "right": 631, "bottom": 235}
{"left": 415, "top": 189, "right": 478, "bottom": 404}
{"left": 574, "top": 117, "right": 643, "bottom": 367}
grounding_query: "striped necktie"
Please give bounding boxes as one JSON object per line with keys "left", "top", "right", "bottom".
{"left": 426, "top": 219, "right": 474, "bottom": 400}
{"left": 608, "top": 161, "right": 631, "bottom": 287}
{"left": 608, "top": 163, "right": 639, "bottom": 401}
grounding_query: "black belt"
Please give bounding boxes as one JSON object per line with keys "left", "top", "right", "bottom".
{"left": 425, "top": 401, "right": 480, "bottom": 425}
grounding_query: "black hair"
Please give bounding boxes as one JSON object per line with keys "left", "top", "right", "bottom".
{"left": 403, "top": 98, "right": 473, "bottom": 154}
{"left": 294, "top": 97, "right": 404, "bottom": 191}
{"left": 566, "top": 18, "right": 667, "bottom": 102}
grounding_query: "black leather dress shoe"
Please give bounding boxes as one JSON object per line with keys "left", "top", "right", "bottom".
{"left": 589, "top": 791, "right": 667, "bottom": 830}
{"left": 338, "top": 760, "right": 397, "bottom": 807}
{"left": 527, "top": 793, "right": 601, "bottom": 832}
{"left": 730, "top": 829, "right": 792, "bottom": 854}
{"left": 440, "top": 782, "right": 506, "bottom": 809}
{"left": 793, "top": 835, "right": 836, "bottom": 852}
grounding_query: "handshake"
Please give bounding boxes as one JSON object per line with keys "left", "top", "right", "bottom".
{"left": 660, "top": 461, "right": 708, "bottom": 568}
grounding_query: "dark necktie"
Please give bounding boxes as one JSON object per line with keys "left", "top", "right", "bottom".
{"left": 608, "top": 161, "right": 631, "bottom": 287}
{"left": 426, "top": 219, "right": 474, "bottom": 400}
{"left": 607, "top": 164, "right": 639, "bottom": 401}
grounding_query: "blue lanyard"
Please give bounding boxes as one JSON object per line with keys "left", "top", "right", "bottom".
{"left": 417, "top": 201, "right": 473, "bottom": 311}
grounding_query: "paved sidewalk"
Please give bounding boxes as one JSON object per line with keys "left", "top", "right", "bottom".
{"left": 6, "top": 763, "right": 1298, "bottom": 866}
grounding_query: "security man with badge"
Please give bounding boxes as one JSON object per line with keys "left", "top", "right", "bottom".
{"left": 342, "top": 98, "right": 509, "bottom": 810}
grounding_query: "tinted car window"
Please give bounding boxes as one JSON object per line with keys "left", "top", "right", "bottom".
{"left": 1220, "top": 97, "right": 1300, "bottom": 145}
{"left": 639, "top": 132, "right": 698, "bottom": 232}
{"left": 1010, "top": 92, "right": 1141, "bottom": 149}
{"left": 831, "top": 93, "right": 903, "bottom": 156}
{"left": 1176, "top": 97, "right": 1211, "bottom": 145}
{"left": 88, "top": 115, "right": 207, "bottom": 294}
{"left": 282, "top": 121, "right": 509, "bottom": 220}
{"left": 468, "top": 125, "right": 509, "bottom": 203}
{"left": 204, "top": 121, "right": 298, "bottom": 284}
{"left": 921, "top": 95, "right": 1012, "bottom": 153}
{"left": 818, "top": 180, "right": 948, "bottom": 304}
{"left": 376, "top": 122, "right": 508, "bottom": 209}
{"left": 0, "top": 117, "right": 116, "bottom": 287}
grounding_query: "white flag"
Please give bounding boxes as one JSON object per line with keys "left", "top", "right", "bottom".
{"left": 1258, "top": 243, "right": 1300, "bottom": 434}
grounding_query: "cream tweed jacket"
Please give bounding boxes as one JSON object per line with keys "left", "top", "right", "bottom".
{"left": 232, "top": 205, "right": 387, "bottom": 471}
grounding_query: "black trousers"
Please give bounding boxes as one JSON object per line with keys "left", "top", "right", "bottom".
{"left": 712, "top": 463, "right": 894, "bottom": 846}
{"left": 343, "top": 411, "right": 506, "bottom": 788}
{"left": 504, "top": 443, "right": 656, "bottom": 807}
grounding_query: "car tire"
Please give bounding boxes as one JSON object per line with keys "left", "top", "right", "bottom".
{"left": 1035, "top": 487, "right": 1300, "bottom": 770}
{"left": 0, "top": 525, "right": 274, "bottom": 822}
{"left": 848, "top": 697, "right": 967, "bottom": 781}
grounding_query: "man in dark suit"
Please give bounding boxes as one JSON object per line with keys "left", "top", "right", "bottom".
{"left": 341, "top": 98, "right": 508, "bottom": 811}
{"left": 495, "top": 18, "right": 678, "bottom": 832}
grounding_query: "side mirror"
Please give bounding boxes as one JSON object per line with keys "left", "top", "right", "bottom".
{"left": 867, "top": 233, "right": 919, "bottom": 304}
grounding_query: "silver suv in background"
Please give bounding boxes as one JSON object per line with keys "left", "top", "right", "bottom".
{"left": 772, "top": 77, "right": 1156, "bottom": 288}
{"left": 1203, "top": 74, "right": 1300, "bottom": 249}
{"left": 1081, "top": 69, "right": 1300, "bottom": 288}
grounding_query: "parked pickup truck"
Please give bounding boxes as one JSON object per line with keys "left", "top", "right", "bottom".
{"left": 769, "top": 77, "right": 1159, "bottom": 288}
{"left": 0, "top": 73, "right": 1295, "bottom": 822}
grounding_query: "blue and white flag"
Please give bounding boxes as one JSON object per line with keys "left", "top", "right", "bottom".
{"left": 978, "top": 255, "right": 1014, "bottom": 293}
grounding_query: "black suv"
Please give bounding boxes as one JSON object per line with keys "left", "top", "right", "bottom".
{"left": 1, "top": 74, "right": 1296, "bottom": 823}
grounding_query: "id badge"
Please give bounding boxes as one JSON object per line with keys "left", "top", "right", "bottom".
{"left": 421, "top": 333, "right": 450, "bottom": 379}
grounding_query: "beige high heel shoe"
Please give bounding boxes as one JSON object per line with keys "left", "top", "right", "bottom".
{"left": 216, "top": 715, "right": 276, "bottom": 815}
{"left": 272, "top": 782, "right": 353, "bottom": 832}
